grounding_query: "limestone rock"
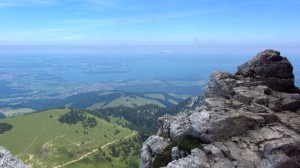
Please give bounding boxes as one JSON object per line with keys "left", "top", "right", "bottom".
{"left": 236, "top": 49, "right": 298, "bottom": 93}
{"left": 171, "top": 147, "right": 180, "bottom": 161}
{"left": 140, "top": 50, "right": 300, "bottom": 168}
{"left": 0, "top": 146, "right": 30, "bottom": 168}
{"left": 157, "top": 115, "right": 176, "bottom": 137}
{"left": 205, "top": 71, "right": 237, "bottom": 98}
{"left": 166, "top": 148, "right": 210, "bottom": 168}
{"left": 169, "top": 115, "right": 189, "bottom": 141}
{"left": 141, "top": 135, "right": 171, "bottom": 168}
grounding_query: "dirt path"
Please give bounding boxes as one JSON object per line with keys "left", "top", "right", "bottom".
{"left": 54, "top": 132, "right": 137, "bottom": 168}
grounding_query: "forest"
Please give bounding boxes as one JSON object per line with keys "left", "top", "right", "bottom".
{"left": 0, "top": 122, "right": 13, "bottom": 134}
{"left": 88, "top": 97, "right": 202, "bottom": 135}
{"left": 58, "top": 109, "right": 97, "bottom": 129}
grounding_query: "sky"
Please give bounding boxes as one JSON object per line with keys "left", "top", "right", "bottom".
{"left": 0, "top": 0, "right": 300, "bottom": 51}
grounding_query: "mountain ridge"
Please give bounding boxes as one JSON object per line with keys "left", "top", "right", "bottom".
{"left": 1, "top": 91, "right": 183, "bottom": 117}
{"left": 141, "top": 49, "right": 300, "bottom": 168}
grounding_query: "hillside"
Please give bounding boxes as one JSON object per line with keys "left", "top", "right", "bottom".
{"left": 0, "top": 92, "right": 202, "bottom": 168}
{"left": 0, "top": 108, "right": 139, "bottom": 168}
{"left": 88, "top": 96, "right": 203, "bottom": 136}
{"left": 141, "top": 50, "right": 300, "bottom": 168}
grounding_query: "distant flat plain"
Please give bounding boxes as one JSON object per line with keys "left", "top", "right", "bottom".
{"left": 0, "top": 51, "right": 299, "bottom": 113}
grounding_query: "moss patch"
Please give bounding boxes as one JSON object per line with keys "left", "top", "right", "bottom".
{"left": 152, "top": 136, "right": 204, "bottom": 168}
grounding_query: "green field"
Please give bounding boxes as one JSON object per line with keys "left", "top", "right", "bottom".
{"left": 87, "top": 93, "right": 167, "bottom": 110}
{"left": 101, "top": 95, "right": 166, "bottom": 108}
{"left": 0, "top": 108, "right": 137, "bottom": 168}
{"left": 1, "top": 108, "right": 35, "bottom": 117}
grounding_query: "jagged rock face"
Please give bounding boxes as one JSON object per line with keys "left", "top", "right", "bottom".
{"left": 205, "top": 71, "right": 237, "bottom": 99}
{"left": 141, "top": 50, "right": 300, "bottom": 168}
{"left": 236, "top": 49, "right": 297, "bottom": 93}
{"left": 0, "top": 146, "right": 30, "bottom": 168}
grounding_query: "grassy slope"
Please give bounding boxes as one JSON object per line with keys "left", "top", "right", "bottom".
{"left": 102, "top": 95, "right": 166, "bottom": 108}
{"left": 144, "top": 93, "right": 166, "bottom": 100}
{"left": 81, "top": 91, "right": 181, "bottom": 109}
{"left": 64, "top": 133, "right": 141, "bottom": 168}
{"left": 0, "top": 108, "right": 136, "bottom": 168}
{"left": 144, "top": 93, "right": 179, "bottom": 106}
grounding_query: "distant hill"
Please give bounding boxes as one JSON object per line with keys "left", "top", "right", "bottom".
{"left": 2, "top": 91, "right": 184, "bottom": 117}
{"left": 173, "top": 95, "right": 203, "bottom": 112}
{"left": 89, "top": 96, "right": 203, "bottom": 136}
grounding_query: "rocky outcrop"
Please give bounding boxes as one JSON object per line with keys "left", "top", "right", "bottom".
{"left": 236, "top": 50, "right": 296, "bottom": 93}
{"left": 167, "top": 148, "right": 210, "bottom": 168}
{"left": 141, "top": 50, "right": 300, "bottom": 168}
{"left": 0, "top": 146, "right": 30, "bottom": 168}
{"left": 141, "top": 136, "right": 171, "bottom": 167}
{"left": 173, "top": 96, "right": 204, "bottom": 113}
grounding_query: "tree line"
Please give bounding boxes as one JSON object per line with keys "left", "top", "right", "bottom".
{"left": 88, "top": 102, "right": 190, "bottom": 135}
{"left": 58, "top": 109, "right": 97, "bottom": 129}
{"left": 0, "top": 122, "right": 13, "bottom": 134}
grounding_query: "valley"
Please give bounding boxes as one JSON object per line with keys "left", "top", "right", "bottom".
{"left": 0, "top": 52, "right": 299, "bottom": 168}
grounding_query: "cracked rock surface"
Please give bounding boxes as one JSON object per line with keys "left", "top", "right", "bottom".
{"left": 141, "top": 50, "right": 300, "bottom": 168}
{"left": 0, "top": 146, "right": 30, "bottom": 168}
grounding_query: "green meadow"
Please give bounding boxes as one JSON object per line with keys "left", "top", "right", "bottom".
{"left": 0, "top": 108, "right": 137, "bottom": 168}
{"left": 100, "top": 95, "right": 166, "bottom": 109}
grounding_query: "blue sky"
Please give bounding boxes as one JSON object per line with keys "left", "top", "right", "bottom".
{"left": 0, "top": 0, "right": 299, "bottom": 50}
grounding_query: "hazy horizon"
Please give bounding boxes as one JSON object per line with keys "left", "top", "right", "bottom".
{"left": 0, "top": 0, "right": 299, "bottom": 50}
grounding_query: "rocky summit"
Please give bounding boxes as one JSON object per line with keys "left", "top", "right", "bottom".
{"left": 0, "top": 146, "right": 30, "bottom": 168}
{"left": 141, "top": 50, "right": 300, "bottom": 168}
